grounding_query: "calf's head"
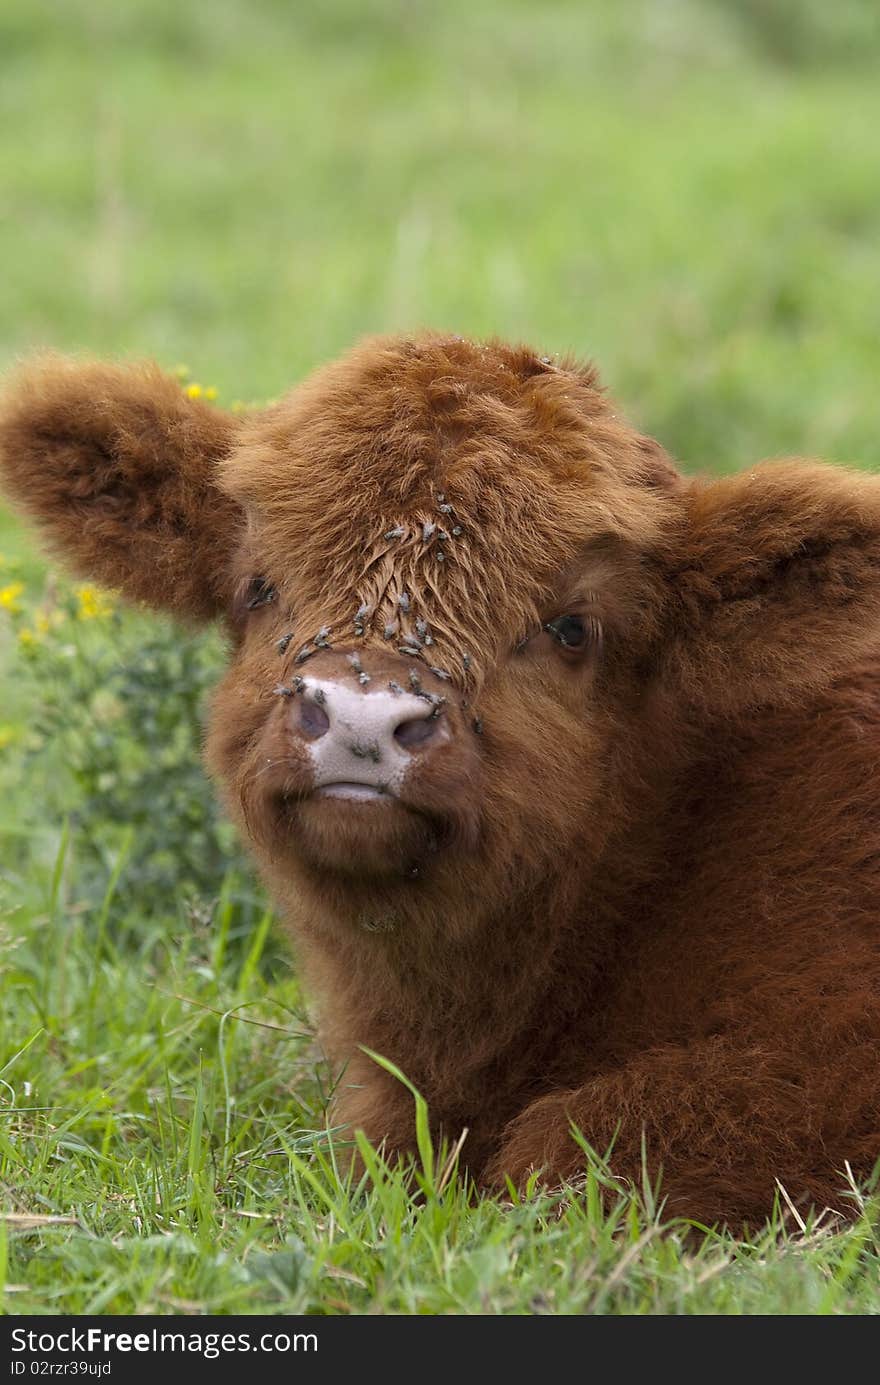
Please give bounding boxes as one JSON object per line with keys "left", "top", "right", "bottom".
{"left": 5, "top": 333, "right": 878, "bottom": 942}
{"left": 206, "top": 336, "right": 683, "bottom": 929}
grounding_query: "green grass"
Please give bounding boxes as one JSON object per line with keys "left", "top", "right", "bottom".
{"left": 2, "top": 0, "right": 880, "bottom": 1315}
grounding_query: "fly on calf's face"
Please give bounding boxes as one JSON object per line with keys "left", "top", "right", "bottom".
{"left": 348, "top": 655, "right": 372, "bottom": 686}
{"left": 351, "top": 740, "right": 382, "bottom": 764}
{"left": 273, "top": 676, "right": 305, "bottom": 698}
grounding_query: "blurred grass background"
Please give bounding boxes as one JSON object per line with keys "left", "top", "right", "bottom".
{"left": 3, "top": 0, "right": 880, "bottom": 1313}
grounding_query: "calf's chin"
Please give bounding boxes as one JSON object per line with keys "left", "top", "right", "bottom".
{"left": 264, "top": 794, "right": 454, "bottom": 883}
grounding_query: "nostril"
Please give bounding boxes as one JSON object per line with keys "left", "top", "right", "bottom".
{"left": 394, "top": 712, "right": 441, "bottom": 750}
{"left": 296, "top": 696, "right": 331, "bottom": 740}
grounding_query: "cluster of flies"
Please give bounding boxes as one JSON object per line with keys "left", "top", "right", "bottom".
{"left": 272, "top": 492, "right": 482, "bottom": 734}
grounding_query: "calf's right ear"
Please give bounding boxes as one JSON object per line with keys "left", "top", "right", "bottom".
{"left": 666, "top": 460, "right": 880, "bottom": 714}
{"left": 0, "top": 355, "right": 244, "bottom": 622}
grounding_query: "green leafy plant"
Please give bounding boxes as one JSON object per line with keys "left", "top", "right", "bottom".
{"left": 1, "top": 567, "right": 255, "bottom": 922}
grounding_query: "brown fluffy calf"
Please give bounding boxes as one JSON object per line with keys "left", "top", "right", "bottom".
{"left": 3, "top": 334, "right": 880, "bottom": 1229}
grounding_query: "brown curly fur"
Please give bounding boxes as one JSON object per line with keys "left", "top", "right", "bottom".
{"left": 3, "top": 331, "right": 880, "bottom": 1230}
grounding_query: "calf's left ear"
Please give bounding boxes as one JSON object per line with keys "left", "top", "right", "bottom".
{"left": 0, "top": 355, "right": 243, "bottom": 622}
{"left": 667, "top": 460, "right": 880, "bottom": 713}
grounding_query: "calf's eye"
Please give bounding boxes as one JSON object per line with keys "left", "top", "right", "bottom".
{"left": 544, "top": 614, "right": 589, "bottom": 649}
{"left": 245, "top": 577, "right": 277, "bottom": 610}
{"left": 231, "top": 575, "right": 278, "bottom": 625}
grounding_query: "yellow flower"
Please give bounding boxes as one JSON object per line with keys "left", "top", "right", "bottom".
{"left": 0, "top": 581, "right": 25, "bottom": 612}
{"left": 17, "top": 627, "right": 35, "bottom": 647}
{"left": 0, "top": 725, "right": 17, "bottom": 750}
{"left": 185, "top": 383, "right": 203, "bottom": 400}
{"left": 173, "top": 364, "right": 191, "bottom": 380}
{"left": 204, "top": 386, "right": 218, "bottom": 401}
{"left": 74, "top": 584, "right": 114, "bottom": 620}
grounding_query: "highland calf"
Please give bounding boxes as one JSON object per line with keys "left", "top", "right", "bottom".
{"left": 3, "top": 333, "right": 880, "bottom": 1229}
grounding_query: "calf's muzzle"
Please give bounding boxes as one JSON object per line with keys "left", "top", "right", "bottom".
{"left": 289, "top": 673, "right": 451, "bottom": 799}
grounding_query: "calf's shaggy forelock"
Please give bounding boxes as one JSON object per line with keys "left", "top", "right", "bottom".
{"left": 3, "top": 330, "right": 880, "bottom": 1229}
